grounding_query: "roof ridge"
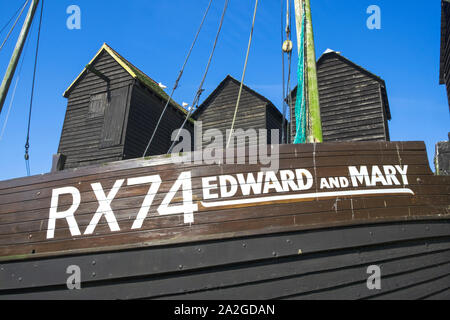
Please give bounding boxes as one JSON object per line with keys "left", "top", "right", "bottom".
{"left": 103, "top": 43, "right": 159, "bottom": 86}
{"left": 63, "top": 43, "right": 189, "bottom": 117}
{"left": 318, "top": 51, "right": 385, "bottom": 83}
{"left": 193, "top": 75, "right": 285, "bottom": 120}
{"left": 224, "top": 75, "right": 274, "bottom": 105}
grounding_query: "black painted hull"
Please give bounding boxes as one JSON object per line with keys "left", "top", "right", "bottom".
{"left": 1, "top": 219, "right": 449, "bottom": 300}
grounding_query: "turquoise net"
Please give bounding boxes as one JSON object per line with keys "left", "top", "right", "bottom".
{"left": 293, "top": 11, "right": 307, "bottom": 144}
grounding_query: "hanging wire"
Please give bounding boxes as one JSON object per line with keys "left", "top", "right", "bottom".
{"left": 142, "top": 0, "right": 213, "bottom": 157}
{"left": 0, "top": 0, "right": 28, "bottom": 36}
{"left": 285, "top": 51, "right": 293, "bottom": 135}
{"left": 284, "top": 0, "right": 293, "bottom": 145}
{"left": 0, "top": 0, "right": 29, "bottom": 52}
{"left": 0, "top": 78, "right": 19, "bottom": 140}
{"left": 281, "top": 0, "right": 287, "bottom": 144}
{"left": 168, "top": 0, "right": 229, "bottom": 154}
{"left": 0, "top": 29, "right": 31, "bottom": 141}
{"left": 280, "top": 0, "right": 293, "bottom": 144}
{"left": 24, "top": 0, "right": 44, "bottom": 176}
{"left": 226, "top": 0, "right": 259, "bottom": 149}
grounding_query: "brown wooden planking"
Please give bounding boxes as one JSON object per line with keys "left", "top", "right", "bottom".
{"left": 0, "top": 150, "right": 431, "bottom": 206}
{"left": 0, "top": 151, "right": 440, "bottom": 219}
{"left": 0, "top": 156, "right": 431, "bottom": 205}
{"left": 0, "top": 179, "right": 448, "bottom": 235}
{"left": 0, "top": 141, "right": 428, "bottom": 187}
{"left": 0, "top": 179, "right": 447, "bottom": 233}
{"left": 0, "top": 193, "right": 436, "bottom": 236}
{"left": 0, "top": 161, "right": 432, "bottom": 208}
{"left": 1, "top": 185, "right": 448, "bottom": 238}
{"left": 0, "top": 192, "right": 449, "bottom": 248}
{"left": 0, "top": 191, "right": 430, "bottom": 226}
{"left": 0, "top": 166, "right": 441, "bottom": 221}
{"left": 0, "top": 141, "right": 447, "bottom": 261}
{"left": 61, "top": 137, "right": 434, "bottom": 159}
{"left": 0, "top": 141, "right": 430, "bottom": 193}
{"left": 0, "top": 161, "right": 433, "bottom": 216}
{"left": 0, "top": 168, "right": 442, "bottom": 226}
{"left": 1, "top": 206, "right": 449, "bottom": 260}
{"left": 0, "top": 180, "right": 446, "bottom": 222}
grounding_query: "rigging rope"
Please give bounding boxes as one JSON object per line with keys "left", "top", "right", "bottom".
{"left": 0, "top": 0, "right": 30, "bottom": 52}
{"left": 0, "top": 32, "right": 30, "bottom": 141}
{"left": 284, "top": 0, "right": 293, "bottom": 145}
{"left": 281, "top": 0, "right": 286, "bottom": 144}
{"left": 168, "top": 0, "right": 229, "bottom": 154}
{"left": 285, "top": 50, "right": 293, "bottom": 141}
{"left": 0, "top": 78, "right": 19, "bottom": 140}
{"left": 24, "top": 0, "right": 44, "bottom": 176}
{"left": 0, "top": 0, "right": 28, "bottom": 36}
{"left": 226, "top": 0, "right": 259, "bottom": 149}
{"left": 142, "top": 0, "right": 213, "bottom": 157}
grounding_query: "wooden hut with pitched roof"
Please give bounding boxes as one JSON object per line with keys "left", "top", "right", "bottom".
{"left": 440, "top": 0, "right": 450, "bottom": 111}
{"left": 1, "top": 1, "right": 450, "bottom": 301}
{"left": 290, "top": 50, "right": 391, "bottom": 143}
{"left": 56, "top": 43, "right": 192, "bottom": 170}
{"left": 436, "top": 0, "right": 450, "bottom": 175}
{"left": 192, "top": 75, "right": 287, "bottom": 148}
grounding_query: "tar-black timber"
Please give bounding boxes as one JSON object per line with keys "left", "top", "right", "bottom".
{"left": 289, "top": 51, "right": 391, "bottom": 143}
{"left": 1, "top": 220, "right": 450, "bottom": 300}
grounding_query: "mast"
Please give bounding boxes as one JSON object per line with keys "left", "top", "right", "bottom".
{"left": 293, "top": 0, "right": 323, "bottom": 143}
{"left": 0, "top": 0, "right": 40, "bottom": 115}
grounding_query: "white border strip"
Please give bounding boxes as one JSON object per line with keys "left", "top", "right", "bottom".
{"left": 200, "top": 188, "right": 415, "bottom": 208}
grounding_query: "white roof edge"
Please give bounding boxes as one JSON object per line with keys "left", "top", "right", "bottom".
{"left": 323, "top": 48, "right": 342, "bottom": 55}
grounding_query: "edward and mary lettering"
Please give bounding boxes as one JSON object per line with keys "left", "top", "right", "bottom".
{"left": 46, "top": 165, "right": 412, "bottom": 239}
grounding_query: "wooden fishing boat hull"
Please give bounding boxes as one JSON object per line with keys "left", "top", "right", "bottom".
{"left": 0, "top": 141, "right": 449, "bottom": 299}
{"left": 0, "top": 219, "right": 450, "bottom": 300}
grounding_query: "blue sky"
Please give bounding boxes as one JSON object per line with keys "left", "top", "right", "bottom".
{"left": 0, "top": 0, "right": 448, "bottom": 181}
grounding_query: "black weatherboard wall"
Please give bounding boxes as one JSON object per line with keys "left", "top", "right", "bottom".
{"left": 435, "top": 1, "right": 450, "bottom": 176}
{"left": 57, "top": 43, "right": 192, "bottom": 170}
{"left": 290, "top": 50, "right": 391, "bottom": 143}
{"left": 435, "top": 133, "right": 450, "bottom": 175}
{"left": 192, "top": 75, "right": 287, "bottom": 148}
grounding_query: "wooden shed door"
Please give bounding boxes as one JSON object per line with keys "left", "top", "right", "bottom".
{"left": 100, "top": 86, "right": 129, "bottom": 148}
